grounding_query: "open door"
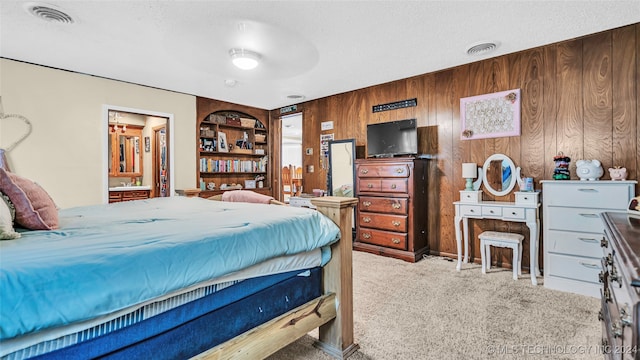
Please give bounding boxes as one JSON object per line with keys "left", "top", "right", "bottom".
{"left": 153, "top": 125, "right": 169, "bottom": 197}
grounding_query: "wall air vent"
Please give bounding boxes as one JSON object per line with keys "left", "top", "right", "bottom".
{"left": 466, "top": 42, "right": 499, "bottom": 56}
{"left": 25, "top": 3, "right": 75, "bottom": 24}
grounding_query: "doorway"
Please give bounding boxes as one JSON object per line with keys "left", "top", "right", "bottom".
{"left": 280, "top": 113, "right": 303, "bottom": 203}
{"left": 152, "top": 125, "right": 169, "bottom": 197}
{"left": 102, "top": 105, "right": 174, "bottom": 203}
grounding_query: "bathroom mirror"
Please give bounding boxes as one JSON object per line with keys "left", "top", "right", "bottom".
{"left": 482, "top": 153, "right": 519, "bottom": 197}
{"left": 328, "top": 139, "right": 355, "bottom": 197}
{"left": 109, "top": 126, "right": 143, "bottom": 177}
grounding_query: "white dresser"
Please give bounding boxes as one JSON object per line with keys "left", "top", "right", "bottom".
{"left": 541, "top": 180, "right": 637, "bottom": 297}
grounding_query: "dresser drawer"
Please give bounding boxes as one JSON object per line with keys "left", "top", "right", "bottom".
{"left": 358, "top": 228, "right": 407, "bottom": 250}
{"left": 358, "top": 178, "right": 382, "bottom": 192}
{"left": 460, "top": 205, "right": 482, "bottom": 217}
{"left": 381, "top": 179, "right": 408, "bottom": 193}
{"left": 359, "top": 197, "right": 408, "bottom": 214}
{"left": 503, "top": 207, "right": 526, "bottom": 220}
{"left": 515, "top": 191, "right": 539, "bottom": 205}
{"left": 359, "top": 212, "right": 407, "bottom": 232}
{"left": 546, "top": 230, "right": 603, "bottom": 258}
{"left": 482, "top": 206, "right": 502, "bottom": 217}
{"left": 357, "top": 164, "right": 410, "bottom": 178}
{"left": 122, "top": 190, "right": 150, "bottom": 199}
{"left": 544, "top": 184, "right": 631, "bottom": 209}
{"left": 547, "top": 253, "right": 601, "bottom": 283}
{"left": 546, "top": 206, "right": 605, "bottom": 233}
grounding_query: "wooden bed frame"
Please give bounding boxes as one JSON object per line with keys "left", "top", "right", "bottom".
{"left": 193, "top": 196, "right": 359, "bottom": 360}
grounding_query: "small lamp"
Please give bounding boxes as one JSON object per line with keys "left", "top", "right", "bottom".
{"left": 462, "top": 163, "right": 477, "bottom": 191}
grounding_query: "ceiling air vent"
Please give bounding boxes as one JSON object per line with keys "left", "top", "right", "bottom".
{"left": 466, "top": 42, "right": 498, "bottom": 56}
{"left": 25, "top": 3, "right": 74, "bottom": 24}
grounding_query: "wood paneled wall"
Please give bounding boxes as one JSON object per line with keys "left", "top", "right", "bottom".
{"left": 269, "top": 23, "right": 639, "bottom": 269}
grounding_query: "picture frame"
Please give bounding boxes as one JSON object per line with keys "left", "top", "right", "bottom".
{"left": 460, "top": 88, "right": 521, "bottom": 140}
{"left": 218, "top": 132, "right": 228, "bottom": 153}
{"left": 244, "top": 180, "right": 256, "bottom": 189}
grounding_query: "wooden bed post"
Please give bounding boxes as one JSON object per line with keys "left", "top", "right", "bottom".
{"left": 311, "top": 196, "right": 359, "bottom": 359}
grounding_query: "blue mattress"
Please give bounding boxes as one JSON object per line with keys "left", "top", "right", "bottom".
{"left": 0, "top": 197, "right": 339, "bottom": 344}
{"left": 27, "top": 267, "right": 322, "bottom": 360}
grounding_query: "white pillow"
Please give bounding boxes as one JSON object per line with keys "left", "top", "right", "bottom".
{"left": 1, "top": 192, "right": 21, "bottom": 240}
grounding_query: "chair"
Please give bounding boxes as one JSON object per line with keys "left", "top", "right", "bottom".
{"left": 282, "top": 165, "right": 292, "bottom": 202}
{"left": 291, "top": 165, "right": 303, "bottom": 196}
{"left": 479, "top": 231, "right": 524, "bottom": 281}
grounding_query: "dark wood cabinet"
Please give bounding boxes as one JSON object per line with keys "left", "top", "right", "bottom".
{"left": 600, "top": 212, "right": 640, "bottom": 359}
{"left": 108, "top": 189, "right": 150, "bottom": 203}
{"left": 354, "top": 158, "right": 429, "bottom": 262}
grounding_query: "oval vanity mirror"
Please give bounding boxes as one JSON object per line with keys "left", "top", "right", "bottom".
{"left": 482, "top": 153, "right": 519, "bottom": 197}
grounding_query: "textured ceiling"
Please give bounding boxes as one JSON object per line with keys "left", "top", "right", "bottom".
{"left": 2, "top": 1, "right": 639, "bottom": 110}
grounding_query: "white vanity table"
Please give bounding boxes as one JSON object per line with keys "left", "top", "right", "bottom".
{"left": 454, "top": 154, "right": 541, "bottom": 285}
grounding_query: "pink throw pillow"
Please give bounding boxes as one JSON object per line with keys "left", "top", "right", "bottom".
{"left": 221, "top": 190, "right": 274, "bottom": 204}
{"left": 0, "top": 169, "right": 58, "bottom": 230}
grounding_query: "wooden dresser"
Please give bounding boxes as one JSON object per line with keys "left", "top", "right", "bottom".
{"left": 600, "top": 212, "right": 640, "bottom": 359}
{"left": 354, "top": 157, "right": 428, "bottom": 262}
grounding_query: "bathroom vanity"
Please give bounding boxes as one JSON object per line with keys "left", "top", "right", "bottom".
{"left": 108, "top": 186, "right": 151, "bottom": 203}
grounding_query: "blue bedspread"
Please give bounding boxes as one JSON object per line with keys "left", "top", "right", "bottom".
{"left": 0, "top": 197, "right": 340, "bottom": 340}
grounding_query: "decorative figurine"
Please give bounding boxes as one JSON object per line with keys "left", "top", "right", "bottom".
{"left": 576, "top": 159, "right": 604, "bottom": 181}
{"left": 608, "top": 166, "right": 627, "bottom": 181}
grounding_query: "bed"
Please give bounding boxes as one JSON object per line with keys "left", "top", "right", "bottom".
{"left": 0, "top": 189, "right": 358, "bottom": 359}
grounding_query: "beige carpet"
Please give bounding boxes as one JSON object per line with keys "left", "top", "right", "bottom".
{"left": 269, "top": 251, "right": 602, "bottom": 360}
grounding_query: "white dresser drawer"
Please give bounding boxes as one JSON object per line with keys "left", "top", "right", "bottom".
{"left": 515, "top": 191, "right": 539, "bottom": 205}
{"left": 547, "top": 253, "right": 601, "bottom": 283}
{"left": 460, "top": 205, "right": 481, "bottom": 217}
{"left": 546, "top": 230, "right": 602, "bottom": 258}
{"left": 482, "top": 206, "right": 502, "bottom": 217}
{"left": 503, "top": 207, "right": 526, "bottom": 220}
{"left": 545, "top": 206, "right": 604, "bottom": 233}
{"left": 543, "top": 183, "right": 631, "bottom": 209}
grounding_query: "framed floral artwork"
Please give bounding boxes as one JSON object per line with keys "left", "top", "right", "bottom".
{"left": 460, "top": 88, "right": 521, "bottom": 140}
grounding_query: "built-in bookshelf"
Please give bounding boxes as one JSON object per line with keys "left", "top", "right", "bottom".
{"left": 197, "top": 110, "right": 269, "bottom": 197}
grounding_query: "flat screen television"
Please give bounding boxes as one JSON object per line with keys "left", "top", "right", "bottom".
{"left": 366, "top": 118, "right": 417, "bottom": 158}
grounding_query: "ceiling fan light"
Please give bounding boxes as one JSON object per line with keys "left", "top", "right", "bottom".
{"left": 229, "top": 49, "right": 261, "bottom": 70}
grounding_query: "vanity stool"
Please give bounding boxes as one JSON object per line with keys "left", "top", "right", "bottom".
{"left": 479, "top": 231, "right": 524, "bottom": 281}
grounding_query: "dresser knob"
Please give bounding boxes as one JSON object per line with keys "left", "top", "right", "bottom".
{"left": 489, "top": 210, "right": 494, "bottom": 214}
{"left": 392, "top": 203, "right": 401, "bottom": 209}
{"left": 612, "top": 322, "right": 623, "bottom": 338}
{"left": 395, "top": 168, "right": 404, "bottom": 174}
{"left": 392, "top": 238, "right": 401, "bottom": 244}
{"left": 621, "top": 306, "right": 633, "bottom": 326}
{"left": 367, "top": 183, "right": 373, "bottom": 188}
{"left": 363, "top": 201, "right": 371, "bottom": 207}
{"left": 360, "top": 169, "right": 369, "bottom": 174}
{"left": 392, "top": 221, "right": 401, "bottom": 227}
{"left": 511, "top": 212, "right": 517, "bottom": 215}
{"left": 363, "top": 217, "right": 371, "bottom": 223}
{"left": 362, "top": 233, "right": 371, "bottom": 239}
{"left": 610, "top": 267, "right": 622, "bottom": 288}
{"left": 606, "top": 254, "right": 613, "bottom": 266}
{"left": 391, "top": 184, "right": 397, "bottom": 189}
{"left": 601, "top": 237, "right": 608, "bottom": 248}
